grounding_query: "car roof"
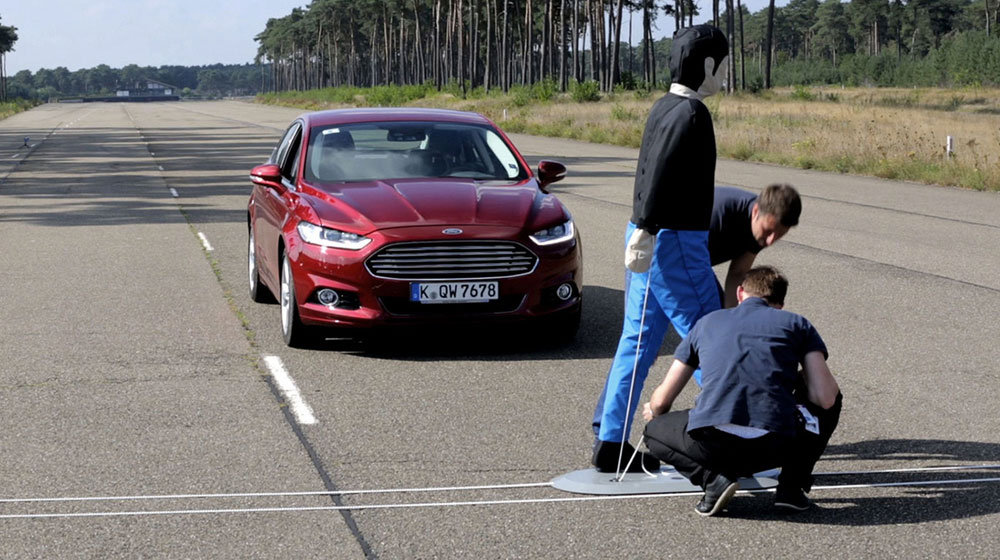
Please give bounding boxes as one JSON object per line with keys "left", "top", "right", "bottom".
{"left": 300, "top": 107, "right": 492, "bottom": 128}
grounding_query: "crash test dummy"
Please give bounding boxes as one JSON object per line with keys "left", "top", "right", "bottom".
{"left": 592, "top": 24, "right": 729, "bottom": 473}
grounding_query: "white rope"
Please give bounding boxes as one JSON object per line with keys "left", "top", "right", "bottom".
{"left": 813, "top": 463, "right": 1000, "bottom": 476}
{"left": 5, "top": 463, "right": 998, "bottom": 506}
{"left": 617, "top": 270, "right": 652, "bottom": 479}
{"left": 4, "top": 475, "right": 1000, "bottom": 520}
{"left": 0, "top": 482, "right": 553, "bottom": 505}
{"left": 4, "top": 464, "right": 999, "bottom": 505}
{"left": 617, "top": 436, "right": 658, "bottom": 482}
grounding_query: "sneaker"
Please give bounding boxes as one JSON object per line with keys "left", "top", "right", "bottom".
{"left": 695, "top": 474, "right": 739, "bottom": 517}
{"left": 774, "top": 486, "right": 812, "bottom": 512}
{"left": 592, "top": 440, "right": 661, "bottom": 473}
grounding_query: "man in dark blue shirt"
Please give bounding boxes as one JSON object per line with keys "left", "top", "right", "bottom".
{"left": 592, "top": 184, "right": 802, "bottom": 472}
{"left": 641, "top": 266, "right": 842, "bottom": 516}
{"left": 709, "top": 184, "right": 801, "bottom": 308}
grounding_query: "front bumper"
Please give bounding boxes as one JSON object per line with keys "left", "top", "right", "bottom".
{"left": 287, "top": 227, "right": 582, "bottom": 330}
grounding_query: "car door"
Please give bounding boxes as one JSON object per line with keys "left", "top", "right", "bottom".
{"left": 254, "top": 121, "right": 303, "bottom": 289}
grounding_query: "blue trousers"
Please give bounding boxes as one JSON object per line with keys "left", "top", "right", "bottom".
{"left": 594, "top": 223, "right": 720, "bottom": 443}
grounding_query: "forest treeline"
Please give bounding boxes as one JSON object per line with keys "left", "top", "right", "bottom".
{"left": 2, "top": 0, "right": 1000, "bottom": 103}
{"left": 254, "top": 0, "right": 1000, "bottom": 93}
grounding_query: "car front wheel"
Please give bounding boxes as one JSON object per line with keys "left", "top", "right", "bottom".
{"left": 280, "top": 253, "right": 315, "bottom": 347}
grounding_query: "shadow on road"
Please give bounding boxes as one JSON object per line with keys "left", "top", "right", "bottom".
{"left": 303, "top": 284, "right": 684, "bottom": 362}
{"left": 0, "top": 126, "right": 270, "bottom": 227}
{"left": 724, "top": 438, "right": 1000, "bottom": 525}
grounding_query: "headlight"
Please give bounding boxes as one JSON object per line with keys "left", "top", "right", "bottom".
{"left": 297, "top": 221, "right": 372, "bottom": 250}
{"left": 529, "top": 219, "right": 575, "bottom": 246}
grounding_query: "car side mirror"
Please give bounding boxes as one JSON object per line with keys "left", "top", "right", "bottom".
{"left": 537, "top": 160, "right": 566, "bottom": 193}
{"left": 250, "top": 163, "right": 284, "bottom": 191}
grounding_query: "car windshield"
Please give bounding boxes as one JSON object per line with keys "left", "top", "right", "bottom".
{"left": 304, "top": 121, "right": 528, "bottom": 183}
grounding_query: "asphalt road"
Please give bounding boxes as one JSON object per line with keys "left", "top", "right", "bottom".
{"left": 1, "top": 101, "right": 998, "bottom": 559}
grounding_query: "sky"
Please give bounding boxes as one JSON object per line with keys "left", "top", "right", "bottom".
{"left": 2, "top": 0, "right": 785, "bottom": 75}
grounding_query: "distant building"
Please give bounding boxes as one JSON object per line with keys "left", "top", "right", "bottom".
{"left": 115, "top": 79, "right": 179, "bottom": 98}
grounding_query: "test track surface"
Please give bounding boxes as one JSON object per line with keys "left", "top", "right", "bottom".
{"left": 2, "top": 101, "right": 999, "bottom": 559}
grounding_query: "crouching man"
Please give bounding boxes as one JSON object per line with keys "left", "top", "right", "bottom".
{"left": 641, "top": 266, "right": 842, "bottom": 516}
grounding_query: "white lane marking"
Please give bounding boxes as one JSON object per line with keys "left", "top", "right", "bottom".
{"left": 263, "top": 355, "right": 316, "bottom": 425}
{"left": 169, "top": 188, "right": 179, "bottom": 197}
{"left": 3, "top": 476, "right": 1000, "bottom": 520}
{"left": 197, "top": 232, "right": 214, "bottom": 252}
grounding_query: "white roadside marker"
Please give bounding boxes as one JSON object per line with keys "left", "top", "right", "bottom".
{"left": 263, "top": 355, "right": 317, "bottom": 425}
{"left": 197, "top": 232, "right": 214, "bottom": 251}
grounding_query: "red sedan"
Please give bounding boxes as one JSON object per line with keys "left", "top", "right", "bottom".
{"left": 247, "top": 108, "right": 582, "bottom": 347}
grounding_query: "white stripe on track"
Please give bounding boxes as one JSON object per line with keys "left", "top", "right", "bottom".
{"left": 197, "top": 232, "right": 214, "bottom": 251}
{"left": 263, "top": 355, "right": 316, "bottom": 425}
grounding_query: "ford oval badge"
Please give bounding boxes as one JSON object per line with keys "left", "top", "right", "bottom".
{"left": 442, "top": 228, "right": 463, "bottom": 235}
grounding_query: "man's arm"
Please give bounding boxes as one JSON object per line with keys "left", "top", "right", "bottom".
{"left": 802, "top": 350, "right": 840, "bottom": 410}
{"left": 723, "top": 251, "right": 756, "bottom": 308}
{"left": 642, "top": 359, "right": 696, "bottom": 420}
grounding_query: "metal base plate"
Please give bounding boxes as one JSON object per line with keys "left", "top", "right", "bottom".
{"left": 551, "top": 466, "right": 779, "bottom": 495}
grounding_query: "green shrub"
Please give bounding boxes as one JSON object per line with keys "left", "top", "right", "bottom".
{"left": 791, "top": 84, "right": 815, "bottom": 101}
{"left": 619, "top": 71, "right": 639, "bottom": 91}
{"left": 571, "top": 80, "right": 601, "bottom": 102}
{"left": 610, "top": 103, "right": 638, "bottom": 121}
{"left": 532, "top": 79, "right": 557, "bottom": 101}
{"left": 508, "top": 84, "right": 532, "bottom": 107}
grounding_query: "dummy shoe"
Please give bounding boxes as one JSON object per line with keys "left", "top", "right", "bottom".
{"left": 592, "top": 439, "right": 661, "bottom": 473}
{"left": 625, "top": 227, "right": 655, "bottom": 273}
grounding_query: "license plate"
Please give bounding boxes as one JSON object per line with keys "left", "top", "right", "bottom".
{"left": 410, "top": 281, "right": 499, "bottom": 304}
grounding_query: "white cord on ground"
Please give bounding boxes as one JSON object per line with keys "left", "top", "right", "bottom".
{"left": 4, "top": 475, "right": 1000, "bottom": 520}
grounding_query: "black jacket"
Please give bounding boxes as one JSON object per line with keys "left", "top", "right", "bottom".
{"left": 631, "top": 92, "right": 716, "bottom": 233}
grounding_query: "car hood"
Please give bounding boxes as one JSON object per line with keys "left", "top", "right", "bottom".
{"left": 305, "top": 178, "right": 566, "bottom": 233}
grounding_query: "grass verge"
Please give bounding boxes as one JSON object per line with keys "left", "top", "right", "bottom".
{"left": 257, "top": 84, "right": 1000, "bottom": 192}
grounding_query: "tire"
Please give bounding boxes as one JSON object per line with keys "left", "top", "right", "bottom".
{"left": 280, "top": 253, "right": 316, "bottom": 348}
{"left": 248, "top": 228, "right": 274, "bottom": 303}
{"left": 543, "top": 304, "right": 581, "bottom": 347}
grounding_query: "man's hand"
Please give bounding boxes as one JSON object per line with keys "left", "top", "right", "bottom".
{"left": 642, "top": 401, "right": 656, "bottom": 421}
{"left": 625, "top": 227, "right": 655, "bottom": 272}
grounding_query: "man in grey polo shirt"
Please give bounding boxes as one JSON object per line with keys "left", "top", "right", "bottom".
{"left": 641, "top": 266, "right": 842, "bottom": 517}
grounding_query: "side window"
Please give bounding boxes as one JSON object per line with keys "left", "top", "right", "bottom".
{"left": 283, "top": 133, "right": 303, "bottom": 182}
{"left": 273, "top": 123, "right": 301, "bottom": 168}
{"left": 484, "top": 130, "right": 522, "bottom": 179}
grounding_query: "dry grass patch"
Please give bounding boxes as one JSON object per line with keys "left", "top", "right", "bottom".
{"left": 712, "top": 92, "right": 1000, "bottom": 189}
{"left": 260, "top": 86, "right": 1000, "bottom": 191}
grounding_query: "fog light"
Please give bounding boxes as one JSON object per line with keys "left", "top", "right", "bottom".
{"left": 555, "top": 283, "right": 574, "bottom": 301}
{"left": 317, "top": 289, "right": 340, "bottom": 306}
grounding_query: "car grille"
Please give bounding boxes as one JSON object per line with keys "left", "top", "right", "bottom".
{"left": 366, "top": 241, "right": 538, "bottom": 280}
